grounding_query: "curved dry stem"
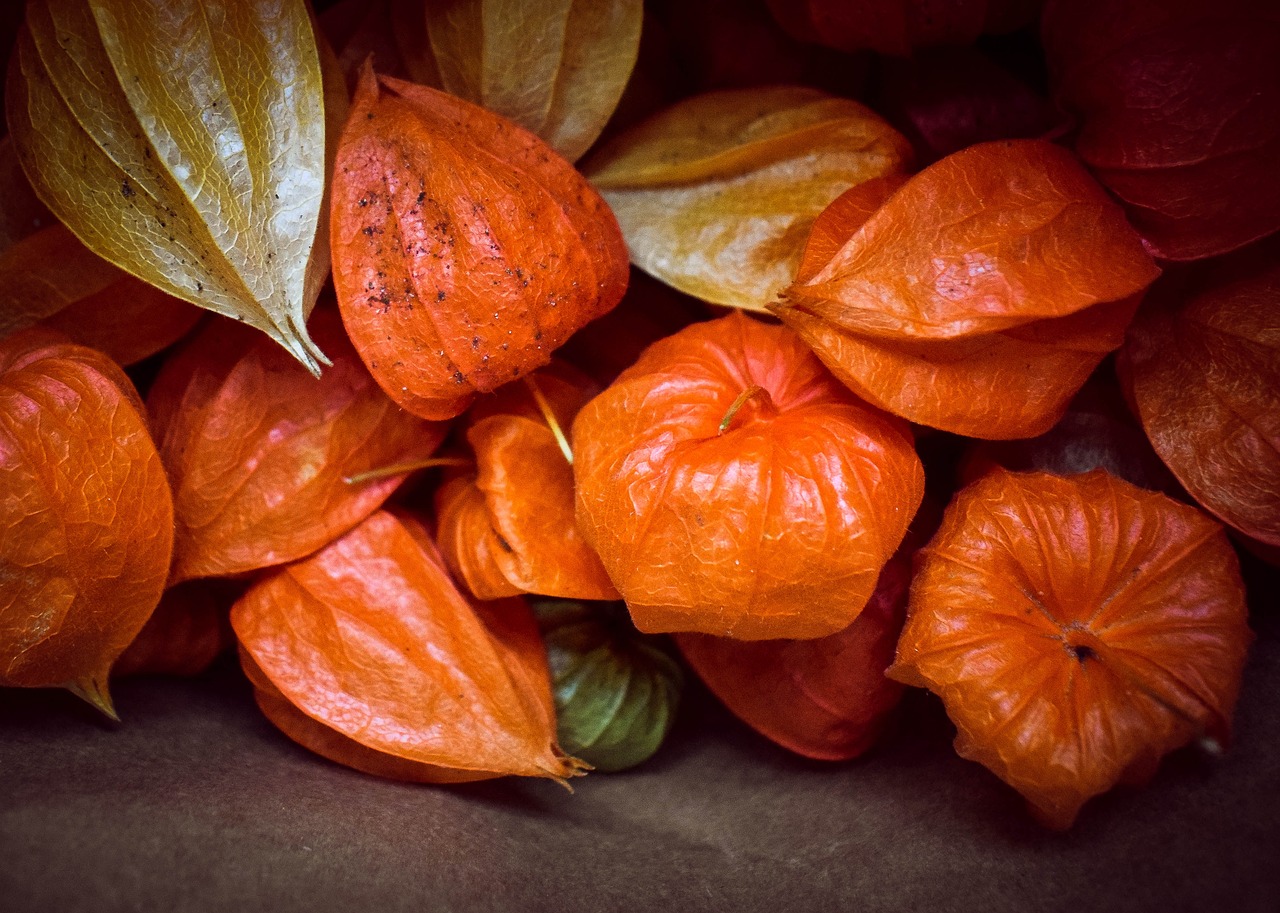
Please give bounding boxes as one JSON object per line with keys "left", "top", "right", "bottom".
{"left": 524, "top": 375, "right": 573, "bottom": 464}
{"left": 343, "top": 456, "right": 474, "bottom": 486}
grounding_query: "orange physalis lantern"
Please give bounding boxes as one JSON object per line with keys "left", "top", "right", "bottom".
{"left": 0, "top": 330, "right": 173, "bottom": 715}
{"left": 435, "top": 362, "right": 618, "bottom": 601}
{"left": 149, "top": 308, "right": 447, "bottom": 584}
{"left": 677, "top": 546, "right": 912, "bottom": 760}
{"left": 889, "top": 468, "right": 1252, "bottom": 829}
{"left": 773, "top": 140, "right": 1160, "bottom": 439}
{"left": 232, "top": 510, "right": 585, "bottom": 784}
{"left": 572, "top": 311, "right": 923, "bottom": 640}
{"left": 330, "top": 62, "right": 629, "bottom": 421}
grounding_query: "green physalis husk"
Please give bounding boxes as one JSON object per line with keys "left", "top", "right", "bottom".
{"left": 534, "top": 599, "right": 684, "bottom": 772}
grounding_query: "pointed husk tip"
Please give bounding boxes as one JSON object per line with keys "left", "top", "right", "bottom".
{"left": 65, "top": 675, "right": 119, "bottom": 721}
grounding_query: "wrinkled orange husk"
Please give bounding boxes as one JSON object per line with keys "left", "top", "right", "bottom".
{"left": 149, "top": 308, "right": 447, "bottom": 584}
{"left": 436, "top": 366, "right": 618, "bottom": 601}
{"left": 677, "top": 546, "right": 911, "bottom": 761}
{"left": 1119, "top": 257, "right": 1280, "bottom": 547}
{"left": 231, "top": 510, "right": 585, "bottom": 784}
{"left": 573, "top": 311, "right": 924, "bottom": 640}
{"left": 330, "top": 63, "right": 628, "bottom": 421}
{"left": 0, "top": 329, "right": 173, "bottom": 714}
{"left": 889, "top": 468, "right": 1253, "bottom": 829}
{"left": 773, "top": 140, "right": 1160, "bottom": 439}
{"left": 793, "top": 174, "right": 906, "bottom": 285}
{"left": 113, "top": 581, "right": 232, "bottom": 679}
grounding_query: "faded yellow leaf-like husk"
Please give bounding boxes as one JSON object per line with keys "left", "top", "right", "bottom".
{"left": 585, "top": 87, "right": 912, "bottom": 312}
{"left": 6, "top": 0, "right": 332, "bottom": 373}
{"left": 395, "top": 0, "right": 641, "bottom": 162}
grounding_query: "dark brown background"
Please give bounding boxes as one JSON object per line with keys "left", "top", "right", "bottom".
{"left": 3, "top": 598, "right": 1276, "bottom": 913}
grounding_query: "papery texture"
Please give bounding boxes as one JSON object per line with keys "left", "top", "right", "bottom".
{"left": 573, "top": 311, "right": 923, "bottom": 640}
{"left": 774, "top": 140, "right": 1159, "bottom": 438}
{"left": 0, "top": 329, "right": 172, "bottom": 710}
{"left": 1120, "top": 257, "right": 1280, "bottom": 545}
{"left": 393, "top": 0, "right": 642, "bottom": 162}
{"left": 1043, "top": 0, "right": 1280, "bottom": 261}
{"left": 231, "top": 510, "right": 583, "bottom": 783}
{"left": 149, "top": 308, "right": 446, "bottom": 584}
{"left": 586, "top": 86, "right": 910, "bottom": 311}
{"left": 6, "top": 0, "right": 333, "bottom": 370}
{"left": 0, "top": 130, "right": 203, "bottom": 357}
{"left": 889, "top": 469, "right": 1252, "bottom": 829}
{"left": 436, "top": 364, "right": 617, "bottom": 601}
{"left": 677, "top": 547, "right": 910, "bottom": 761}
{"left": 330, "top": 64, "right": 628, "bottom": 421}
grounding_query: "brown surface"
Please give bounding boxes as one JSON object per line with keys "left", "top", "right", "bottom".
{"left": 2, "top": 600, "right": 1277, "bottom": 913}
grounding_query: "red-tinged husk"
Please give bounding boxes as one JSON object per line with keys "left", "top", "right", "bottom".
{"left": 1043, "top": 0, "right": 1280, "bottom": 261}
{"left": 0, "top": 329, "right": 172, "bottom": 714}
{"left": 330, "top": 62, "right": 628, "bottom": 421}
{"left": 889, "top": 468, "right": 1253, "bottom": 829}
{"left": 39, "top": 275, "right": 202, "bottom": 366}
{"left": 677, "top": 547, "right": 911, "bottom": 761}
{"left": 573, "top": 311, "right": 924, "bottom": 640}
{"left": 231, "top": 510, "right": 585, "bottom": 783}
{"left": 773, "top": 140, "right": 1159, "bottom": 439}
{"left": 1119, "top": 253, "right": 1280, "bottom": 546}
{"left": 113, "top": 581, "right": 233, "bottom": 679}
{"left": 149, "top": 307, "right": 447, "bottom": 584}
{"left": 767, "top": 0, "right": 1039, "bottom": 56}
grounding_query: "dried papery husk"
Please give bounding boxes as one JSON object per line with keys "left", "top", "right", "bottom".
{"left": 0, "top": 329, "right": 173, "bottom": 715}
{"left": 149, "top": 307, "right": 447, "bottom": 584}
{"left": 231, "top": 510, "right": 585, "bottom": 784}
{"left": 436, "top": 363, "right": 618, "bottom": 601}
{"left": 773, "top": 140, "right": 1160, "bottom": 439}
{"left": 390, "top": 0, "right": 643, "bottom": 163}
{"left": 573, "top": 311, "right": 924, "bottom": 640}
{"left": 0, "top": 131, "right": 203, "bottom": 359}
{"left": 330, "top": 63, "right": 628, "bottom": 421}
{"left": 1120, "top": 253, "right": 1280, "bottom": 546}
{"left": 6, "top": 0, "right": 338, "bottom": 372}
{"left": 1043, "top": 0, "right": 1280, "bottom": 261}
{"left": 586, "top": 85, "right": 911, "bottom": 312}
{"left": 677, "top": 547, "right": 911, "bottom": 761}
{"left": 889, "top": 468, "right": 1253, "bottom": 829}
